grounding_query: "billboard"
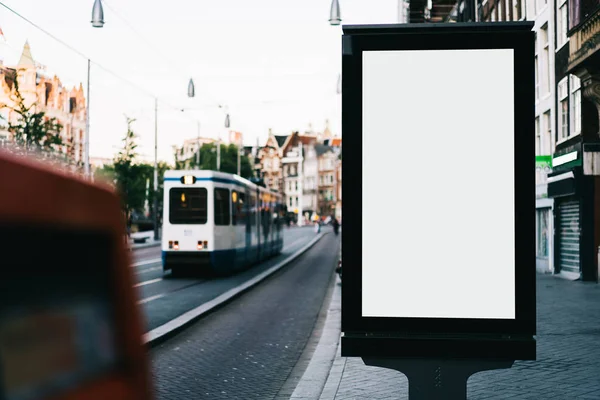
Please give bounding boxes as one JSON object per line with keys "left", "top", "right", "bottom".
{"left": 341, "top": 22, "right": 536, "bottom": 360}
{"left": 362, "top": 48, "right": 515, "bottom": 320}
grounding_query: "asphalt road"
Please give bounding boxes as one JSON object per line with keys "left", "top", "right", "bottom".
{"left": 130, "top": 226, "right": 324, "bottom": 333}
{"left": 149, "top": 231, "right": 340, "bottom": 400}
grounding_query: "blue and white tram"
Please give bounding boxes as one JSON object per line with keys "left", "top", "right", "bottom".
{"left": 161, "top": 170, "right": 284, "bottom": 275}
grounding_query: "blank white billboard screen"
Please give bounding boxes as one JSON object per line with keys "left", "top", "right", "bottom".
{"left": 362, "top": 49, "right": 515, "bottom": 320}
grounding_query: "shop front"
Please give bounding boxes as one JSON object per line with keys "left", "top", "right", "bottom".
{"left": 535, "top": 156, "right": 553, "bottom": 274}
{"left": 547, "top": 144, "right": 600, "bottom": 281}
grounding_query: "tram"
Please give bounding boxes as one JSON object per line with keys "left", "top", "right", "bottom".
{"left": 162, "top": 170, "right": 284, "bottom": 275}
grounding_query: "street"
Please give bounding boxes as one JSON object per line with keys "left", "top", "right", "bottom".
{"left": 149, "top": 231, "right": 339, "bottom": 399}
{"left": 130, "top": 226, "right": 325, "bottom": 333}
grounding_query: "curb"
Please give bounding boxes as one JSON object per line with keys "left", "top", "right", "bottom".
{"left": 290, "top": 273, "right": 342, "bottom": 399}
{"left": 130, "top": 241, "right": 161, "bottom": 250}
{"left": 143, "top": 232, "right": 327, "bottom": 347}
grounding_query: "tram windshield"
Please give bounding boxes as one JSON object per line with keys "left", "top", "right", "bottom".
{"left": 169, "top": 188, "right": 208, "bottom": 225}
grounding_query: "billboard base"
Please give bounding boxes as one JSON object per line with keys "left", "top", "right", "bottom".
{"left": 342, "top": 334, "right": 535, "bottom": 360}
{"left": 362, "top": 357, "right": 514, "bottom": 400}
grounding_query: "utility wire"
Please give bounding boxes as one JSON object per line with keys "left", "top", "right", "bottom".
{"left": 0, "top": 0, "right": 201, "bottom": 116}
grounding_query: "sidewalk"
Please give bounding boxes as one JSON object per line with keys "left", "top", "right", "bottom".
{"left": 293, "top": 273, "right": 600, "bottom": 399}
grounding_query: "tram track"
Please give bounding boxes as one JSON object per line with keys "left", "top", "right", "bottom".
{"left": 136, "top": 278, "right": 207, "bottom": 305}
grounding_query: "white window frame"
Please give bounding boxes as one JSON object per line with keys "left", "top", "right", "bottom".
{"left": 491, "top": 7, "right": 497, "bottom": 21}
{"left": 541, "top": 25, "right": 550, "bottom": 97}
{"left": 570, "top": 75, "right": 582, "bottom": 136}
{"left": 535, "top": 117, "right": 541, "bottom": 155}
{"left": 534, "top": 33, "right": 539, "bottom": 101}
{"left": 543, "top": 111, "right": 551, "bottom": 155}
{"left": 557, "top": 77, "right": 570, "bottom": 142}
{"left": 557, "top": 0, "right": 568, "bottom": 49}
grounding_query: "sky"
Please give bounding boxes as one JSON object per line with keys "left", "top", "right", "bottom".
{"left": 0, "top": 0, "right": 399, "bottom": 163}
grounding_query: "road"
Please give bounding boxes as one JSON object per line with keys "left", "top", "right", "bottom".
{"left": 149, "top": 231, "right": 340, "bottom": 399}
{"left": 130, "top": 226, "right": 328, "bottom": 333}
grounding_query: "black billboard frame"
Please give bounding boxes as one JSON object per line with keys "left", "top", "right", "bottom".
{"left": 341, "top": 22, "right": 536, "bottom": 361}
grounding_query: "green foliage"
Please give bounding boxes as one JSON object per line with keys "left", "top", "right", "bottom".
{"left": 98, "top": 119, "right": 172, "bottom": 224}
{"left": 185, "top": 143, "right": 253, "bottom": 178}
{"left": 4, "top": 77, "right": 64, "bottom": 152}
{"left": 113, "top": 117, "right": 143, "bottom": 218}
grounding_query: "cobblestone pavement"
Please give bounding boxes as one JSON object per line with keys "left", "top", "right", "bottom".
{"left": 319, "top": 273, "right": 600, "bottom": 399}
{"left": 151, "top": 233, "right": 340, "bottom": 400}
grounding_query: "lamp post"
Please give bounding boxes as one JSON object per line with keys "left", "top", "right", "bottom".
{"left": 153, "top": 97, "right": 159, "bottom": 241}
{"left": 217, "top": 105, "right": 230, "bottom": 171}
{"left": 84, "top": 59, "right": 91, "bottom": 178}
{"left": 91, "top": 0, "right": 104, "bottom": 28}
{"left": 196, "top": 121, "right": 201, "bottom": 169}
{"left": 329, "top": 0, "right": 342, "bottom": 25}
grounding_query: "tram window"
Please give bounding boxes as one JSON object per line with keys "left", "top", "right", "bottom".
{"left": 214, "top": 188, "right": 231, "bottom": 226}
{"left": 238, "top": 192, "right": 246, "bottom": 226}
{"left": 250, "top": 193, "right": 257, "bottom": 226}
{"left": 169, "top": 188, "right": 207, "bottom": 225}
{"left": 232, "top": 191, "right": 238, "bottom": 226}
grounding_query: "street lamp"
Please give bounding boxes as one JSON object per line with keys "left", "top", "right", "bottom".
{"left": 329, "top": 0, "right": 342, "bottom": 25}
{"left": 187, "top": 78, "right": 195, "bottom": 98}
{"left": 91, "top": 0, "right": 104, "bottom": 28}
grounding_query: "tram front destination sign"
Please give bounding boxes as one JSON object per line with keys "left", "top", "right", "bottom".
{"left": 341, "top": 22, "right": 536, "bottom": 361}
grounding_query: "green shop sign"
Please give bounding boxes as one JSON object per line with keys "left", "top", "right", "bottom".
{"left": 535, "top": 155, "right": 552, "bottom": 168}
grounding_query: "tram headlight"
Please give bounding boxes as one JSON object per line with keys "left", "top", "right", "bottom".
{"left": 197, "top": 241, "right": 203, "bottom": 250}
{"left": 168, "top": 240, "right": 173, "bottom": 249}
{"left": 173, "top": 241, "right": 179, "bottom": 250}
{"left": 203, "top": 240, "right": 208, "bottom": 249}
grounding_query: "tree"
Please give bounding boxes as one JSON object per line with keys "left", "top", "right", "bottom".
{"left": 187, "top": 143, "right": 253, "bottom": 178}
{"left": 99, "top": 123, "right": 172, "bottom": 230}
{"left": 113, "top": 117, "right": 144, "bottom": 219}
{"left": 2, "top": 76, "right": 64, "bottom": 154}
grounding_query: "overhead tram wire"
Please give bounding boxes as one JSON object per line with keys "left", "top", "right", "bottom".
{"left": 100, "top": 0, "right": 224, "bottom": 108}
{"left": 0, "top": 0, "right": 198, "bottom": 117}
{"left": 0, "top": 1, "right": 340, "bottom": 132}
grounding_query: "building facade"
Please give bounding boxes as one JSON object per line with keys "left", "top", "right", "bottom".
{"left": 0, "top": 41, "right": 87, "bottom": 164}
{"left": 547, "top": 0, "right": 600, "bottom": 281}
{"left": 255, "top": 130, "right": 286, "bottom": 193}
{"left": 315, "top": 143, "right": 337, "bottom": 217}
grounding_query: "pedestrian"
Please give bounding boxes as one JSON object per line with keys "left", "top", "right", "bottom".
{"left": 332, "top": 216, "right": 340, "bottom": 235}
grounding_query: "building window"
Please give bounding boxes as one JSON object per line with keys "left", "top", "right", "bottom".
{"left": 570, "top": 75, "right": 582, "bottom": 136}
{"left": 543, "top": 111, "right": 551, "bottom": 155}
{"left": 534, "top": 34, "right": 539, "bottom": 100}
{"left": 557, "top": 0, "right": 568, "bottom": 48}
{"left": 541, "top": 25, "right": 550, "bottom": 96}
{"left": 536, "top": 209, "right": 549, "bottom": 258}
{"left": 214, "top": 188, "right": 231, "bottom": 226}
{"left": 535, "top": 117, "right": 541, "bottom": 155}
{"left": 558, "top": 77, "right": 569, "bottom": 140}
{"left": 289, "top": 197, "right": 293, "bottom": 207}
{"left": 295, "top": 196, "right": 298, "bottom": 207}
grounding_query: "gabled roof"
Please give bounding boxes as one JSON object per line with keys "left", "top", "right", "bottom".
{"left": 18, "top": 41, "right": 35, "bottom": 68}
{"left": 315, "top": 144, "right": 334, "bottom": 156}
{"left": 274, "top": 135, "right": 288, "bottom": 148}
